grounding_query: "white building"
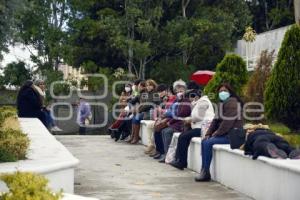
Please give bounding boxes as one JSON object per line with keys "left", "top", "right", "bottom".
{"left": 234, "top": 25, "right": 291, "bottom": 71}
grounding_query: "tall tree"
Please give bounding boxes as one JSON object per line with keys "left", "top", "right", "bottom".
{"left": 247, "top": 0, "right": 294, "bottom": 33}
{"left": 15, "top": 0, "right": 70, "bottom": 70}
{"left": 0, "top": 0, "right": 25, "bottom": 60}
{"left": 2, "top": 61, "right": 32, "bottom": 87}
{"left": 264, "top": 24, "right": 300, "bottom": 132}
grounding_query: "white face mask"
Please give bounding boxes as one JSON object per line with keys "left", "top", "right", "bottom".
{"left": 176, "top": 92, "right": 184, "bottom": 100}
{"left": 125, "top": 87, "right": 131, "bottom": 92}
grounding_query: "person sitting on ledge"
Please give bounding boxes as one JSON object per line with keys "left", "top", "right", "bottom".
{"left": 129, "top": 79, "right": 160, "bottom": 144}
{"left": 156, "top": 80, "right": 192, "bottom": 163}
{"left": 170, "top": 88, "right": 215, "bottom": 170}
{"left": 17, "top": 80, "right": 47, "bottom": 127}
{"left": 195, "top": 83, "right": 244, "bottom": 182}
{"left": 243, "top": 123, "right": 300, "bottom": 160}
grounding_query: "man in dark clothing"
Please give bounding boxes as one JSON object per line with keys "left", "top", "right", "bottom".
{"left": 17, "top": 80, "right": 47, "bottom": 126}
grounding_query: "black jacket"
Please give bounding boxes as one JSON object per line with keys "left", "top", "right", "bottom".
{"left": 17, "top": 86, "right": 46, "bottom": 125}
{"left": 244, "top": 129, "right": 275, "bottom": 156}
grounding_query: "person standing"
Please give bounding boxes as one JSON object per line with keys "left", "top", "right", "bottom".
{"left": 77, "top": 97, "right": 92, "bottom": 135}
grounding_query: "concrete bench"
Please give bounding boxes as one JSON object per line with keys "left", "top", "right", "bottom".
{"left": 138, "top": 123, "right": 300, "bottom": 200}
{"left": 0, "top": 118, "right": 79, "bottom": 194}
{"left": 139, "top": 120, "right": 155, "bottom": 146}
{"left": 63, "top": 193, "right": 98, "bottom": 200}
{"left": 213, "top": 145, "right": 300, "bottom": 200}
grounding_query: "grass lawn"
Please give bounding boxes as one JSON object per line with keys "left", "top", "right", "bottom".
{"left": 269, "top": 122, "right": 300, "bottom": 148}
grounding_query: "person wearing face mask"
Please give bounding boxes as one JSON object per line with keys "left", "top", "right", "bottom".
{"left": 129, "top": 79, "right": 161, "bottom": 144}
{"left": 108, "top": 83, "right": 133, "bottom": 140}
{"left": 195, "top": 83, "right": 244, "bottom": 182}
{"left": 119, "top": 83, "right": 133, "bottom": 108}
{"left": 170, "top": 89, "right": 215, "bottom": 170}
{"left": 154, "top": 80, "right": 192, "bottom": 163}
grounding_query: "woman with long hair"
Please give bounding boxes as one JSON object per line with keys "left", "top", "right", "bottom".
{"left": 195, "top": 83, "right": 244, "bottom": 182}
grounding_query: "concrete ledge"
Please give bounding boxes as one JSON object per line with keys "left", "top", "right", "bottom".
{"left": 63, "top": 193, "right": 99, "bottom": 200}
{"left": 213, "top": 145, "right": 300, "bottom": 200}
{"left": 0, "top": 118, "right": 79, "bottom": 193}
{"left": 187, "top": 137, "right": 202, "bottom": 173}
{"left": 139, "top": 120, "right": 155, "bottom": 146}
{"left": 138, "top": 123, "right": 300, "bottom": 200}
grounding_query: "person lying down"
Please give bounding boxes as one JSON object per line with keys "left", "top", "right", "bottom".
{"left": 242, "top": 124, "right": 300, "bottom": 160}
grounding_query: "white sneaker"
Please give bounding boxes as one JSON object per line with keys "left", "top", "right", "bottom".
{"left": 51, "top": 126, "right": 63, "bottom": 132}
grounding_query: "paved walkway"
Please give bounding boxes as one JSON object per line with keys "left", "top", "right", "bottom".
{"left": 57, "top": 136, "right": 252, "bottom": 200}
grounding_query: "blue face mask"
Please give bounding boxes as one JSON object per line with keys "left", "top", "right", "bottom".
{"left": 219, "top": 91, "right": 230, "bottom": 101}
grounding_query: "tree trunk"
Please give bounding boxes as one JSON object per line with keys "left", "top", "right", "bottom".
{"left": 181, "top": 0, "right": 190, "bottom": 18}
{"left": 138, "top": 59, "right": 146, "bottom": 79}
{"left": 54, "top": 57, "right": 59, "bottom": 71}
{"left": 264, "top": 0, "right": 270, "bottom": 30}
{"left": 128, "top": 45, "right": 133, "bottom": 74}
{"left": 181, "top": 0, "right": 190, "bottom": 65}
{"left": 295, "top": 0, "right": 300, "bottom": 24}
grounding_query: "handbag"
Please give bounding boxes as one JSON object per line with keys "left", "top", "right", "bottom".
{"left": 228, "top": 128, "right": 246, "bottom": 149}
{"left": 165, "top": 132, "right": 181, "bottom": 164}
{"left": 154, "top": 118, "right": 169, "bottom": 132}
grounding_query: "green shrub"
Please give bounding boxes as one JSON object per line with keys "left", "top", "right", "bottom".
{"left": 0, "top": 172, "right": 62, "bottom": 200}
{"left": 264, "top": 24, "right": 300, "bottom": 132}
{"left": 244, "top": 50, "right": 274, "bottom": 122}
{"left": 204, "top": 54, "right": 248, "bottom": 101}
{"left": 0, "top": 106, "right": 16, "bottom": 127}
{"left": 0, "top": 107, "right": 30, "bottom": 163}
{"left": 0, "top": 129, "right": 30, "bottom": 162}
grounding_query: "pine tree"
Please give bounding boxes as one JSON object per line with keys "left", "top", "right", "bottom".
{"left": 264, "top": 24, "right": 300, "bottom": 132}
{"left": 204, "top": 54, "right": 248, "bottom": 101}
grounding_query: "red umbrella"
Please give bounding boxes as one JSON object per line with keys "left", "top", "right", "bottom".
{"left": 190, "top": 70, "right": 215, "bottom": 85}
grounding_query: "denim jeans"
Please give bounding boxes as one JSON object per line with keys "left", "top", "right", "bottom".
{"left": 132, "top": 113, "right": 144, "bottom": 125}
{"left": 201, "top": 135, "right": 229, "bottom": 171}
{"left": 161, "top": 127, "right": 175, "bottom": 154}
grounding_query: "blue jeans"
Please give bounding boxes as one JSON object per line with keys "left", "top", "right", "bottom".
{"left": 132, "top": 113, "right": 144, "bottom": 125}
{"left": 161, "top": 127, "right": 175, "bottom": 154}
{"left": 201, "top": 135, "right": 230, "bottom": 171}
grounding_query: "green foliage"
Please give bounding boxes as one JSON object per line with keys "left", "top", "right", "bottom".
{"left": 67, "top": 0, "right": 252, "bottom": 80}
{"left": 0, "top": 172, "right": 62, "bottom": 200}
{"left": 264, "top": 24, "right": 300, "bottom": 131}
{"left": 0, "top": 0, "right": 25, "bottom": 59}
{"left": 150, "top": 58, "right": 196, "bottom": 85}
{"left": 245, "top": 50, "right": 274, "bottom": 103}
{"left": 244, "top": 50, "right": 274, "bottom": 122}
{"left": 0, "top": 128, "right": 30, "bottom": 162}
{"left": 269, "top": 122, "right": 300, "bottom": 147}
{"left": 0, "top": 106, "right": 30, "bottom": 163}
{"left": 0, "top": 106, "right": 16, "bottom": 127}
{"left": 2, "top": 62, "right": 31, "bottom": 87}
{"left": 40, "top": 69, "right": 70, "bottom": 101}
{"left": 246, "top": 0, "right": 294, "bottom": 33}
{"left": 204, "top": 54, "right": 248, "bottom": 101}
{"left": 15, "top": 0, "right": 70, "bottom": 70}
